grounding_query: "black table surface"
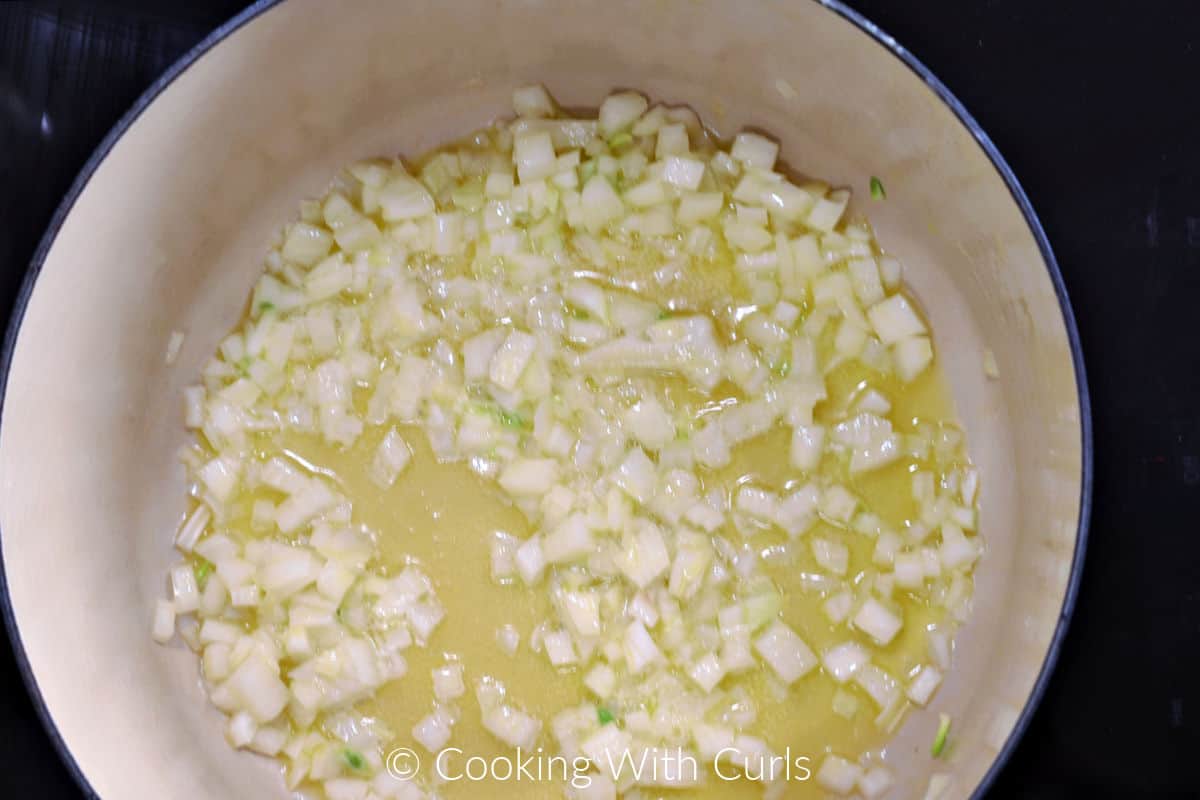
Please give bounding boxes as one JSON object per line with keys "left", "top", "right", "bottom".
{"left": 1, "top": 1, "right": 1196, "bottom": 797}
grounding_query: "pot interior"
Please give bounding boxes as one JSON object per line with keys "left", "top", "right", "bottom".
{"left": 0, "top": 1, "right": 1085, "bottom": 797}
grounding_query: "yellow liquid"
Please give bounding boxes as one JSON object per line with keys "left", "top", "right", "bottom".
{"left": 193, "top": 122, "right": 976, "bottom": 799}
{"left": 217, "top": 354, "right": 961, "bottom": 800}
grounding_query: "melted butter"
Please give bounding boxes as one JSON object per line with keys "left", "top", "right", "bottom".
{"left": 200, "top": 127, "right": 976, "bottom": 799}
{"left": 220, "top": 352, "right": 962, "bottom": 799}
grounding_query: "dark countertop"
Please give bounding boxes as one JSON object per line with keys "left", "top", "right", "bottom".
{"left": 0, "top": 1, "right": 1196, "bottom": 797}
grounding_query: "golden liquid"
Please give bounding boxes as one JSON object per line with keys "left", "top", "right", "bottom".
{"left": 198, "top": 128, "right": 974, "bottom": 799}
{"left": 217, "top": 353, "right": 960, "bottom": 799}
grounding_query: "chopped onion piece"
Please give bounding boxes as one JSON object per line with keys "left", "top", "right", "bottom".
{"left": 832, "top": 688, "right": 859, "bottom": 719}
{"left": 774, "top": 484, "right": 820, "bottom": 537}
{"left": 226, "top": 711, "right": 257, "bottom": 748}
{"left": 483, "top": 704, "right": 541, "bottom": 749}
{"left": 617, "top": 521, "right": 671, "bottom": 588}
{"left": 678, "top": 192, "right": 724, "bottom": 224}
{"left": 498, "top": 458, "right": 557, "bottom": 497}
{"left": 859, "top": 765, "right": 894, "bottom": 798}
{"left": 853, "top": 664, "right": 900, "bottom": 710}
{"left": 853, "top": 597, "right": 903, "bottom": 646}
{"left": 497, "top": 624, "right": 520, "bottom": 655}
{"left": 692, "top": 723, "right": 736, "bottom": 760}
{"left": 412, "top": 707, "right": 455, "bottom": 752}
{"left": 542, "top": 629, "right": 578, "bottom": 666}
{"left": 368, "top": 429, "right": 411, "bottom": 489}
{"left": 806, "top": 190, "right": 849, "bottom": 232}
{"left": 893, "top": 335, "right": 934, "bottom": 382}
{"left": 735, "top": 485, "right": 779, "bottom": 522}
{"left": 612, "top": 446, "right": 657, "bottom": 504}
{"left": 580, "top": 175, "right": 625, "bottom": 232}
{"left": 198, "top": 455, "right": 241, "bottom": 506}
{"left": 223, "top": 654, "right": 289, "bottom": 723}
{"left": 432, "top": 663, "right": 466, "bottom": 702}
{"left": 513, "top": 132, "right": 557, "bottom": 183}
{"left": 580, "top": 723, "right": 633, "bottom": 769}
{"left": 822, "top": 642, "right": 870, "bottom": 683}
{"left": 816, "top": 754, "right": 862, "bottom": 794}
{"left": 557, "top": 588, "right": 602, "bottom": 637}
{"left": 731, "top": 133, "right": 779, "bottom": 170}
{"left": 275, "top": 480, "right": 336, "bottom": 534}
{"left": 669, "top": 533, "right": 712, "bottom": 600}
{"left": 584, "top": 663, "right": 617, "bottom": 698}
{"left": 515, "top": 536, "right": 547, "bottom": 584}
{"left": 890, "top": 551, "right": 920, "bottom": 588}
{"left": 282, "top": 223, "right": 334, "bottom": 266}
{"left": 622, "top": 398, "right": 675, "bottom": 450}
{"left": 489, "top": 329, "right": 537, "bottom": 390}
{"left": 753, "top": 621, "right": 817, "bottom": 684}
{"left": 907, "top": 664, "right": 943, "bottom": 706}
{"left": 940, "top": 522, "right": 982, "bottom": 570}
{"left": 152, "top": 599, "right": 176, "bottom": 643}
{"left": 823, "top": 590, "right": 854, "bottom": 624}
{"left": 868, "top": 294, "right": 927, "bottom": 345}
{"left": 175, "top": 505, "right": 211, "bottom": 553}
{"left": 811, "top": 537, "right": 849, "bottom": 576}
{"left": 688, "top": 652, "right": 727, "bottom": 693}
{"left": 660, "top": 156, "right": 705, "bottom": 190}
{"left": 512, "top": 85, "right": 555, "bottom": 118}
{"left": 598, "top": 91, "right": 648, "bottom": 135}
{"left": 650, "top": 121, "right": 685, "bottom": 155}
{"left": 873, "top": 530, "right": 902, "bottom": 567}
{"left": 623, "top": 620, "right": 662, "bottom": 674}
{"left": 543, "top": 513, "right": 594, "bottom": 564}
{"left": 820, "top": 485, "right": 859, "bottom": 525}
{"left": 790, "top": 424, "right": 825, "bottom": 472}
{"left": 170, "top": 564, "right": 200, "bottom": 613}
{"left": 490, "top": 531, "right": 520, "bottom": 581}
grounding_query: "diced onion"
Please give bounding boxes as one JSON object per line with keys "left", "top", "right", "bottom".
{"left": 369, "top": 429, "right": 411, "bottom": 488}
{"left": 688, "top": 652, "right": 727, "bottom": 693}
{"left": 155, "top": 85, "right": 982, "bottom": 797}
{"left": 868, "top": 294, "right": 927, "bottom": 345}
{"left": 152, "top": 599, "right": 176, "bottom": 643}
{"left": 482, "top": 704, "right": 541, "bottom": 749}
{"left": 731, "top": 133, "right": 779, "bottom": 170}
{"left": 907, "top": 664, "right": 943, "bottom": 706}
{"left": 512, "top": 85, "right": 555, "bottom": 118}
{"left": 498, "top": 457, "right": 557, "bottom": 497}
{"left": 513, "top": 132, "right": 557, "bottom": 183}
{"left": 816, "top": 754, "right": 862, "bottom": 794}
{"left": 598, "top": 91, "right": 649, "bottom": 135}
{"left": 853, "top": 597, "right": 903, "bottom": 646}
{"left": 893, "top": 335, "right": 934, "bottom": 382}
{"left": 822, "top": 642, "right": 869, "bottom": 683}
{"left": 852, "top": 664, "right": 899, "bottom": 710}
{"left": 515, "top": 536, "right": 547, "bottom": 584}
{"left": 542, "top": 629, "right": 578, "bottom": 666}
{"left": 753, "top": 621, "right": 817, "bottom": 684}
{"left": 623, "top": 620, "right": 663, "bottom": 674}
{"left": 412, "top": 707, "right": 455, "bottom": 752}
{"left": 858, "top": 765, "right": 894, "bottom": 798}
{"left": 497, "top": 624, "right": 521, "bottom": 655}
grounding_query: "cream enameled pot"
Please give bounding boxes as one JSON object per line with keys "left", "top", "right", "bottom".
{"left": 0, "top": 2, "right": 1089, "bottom": 797}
